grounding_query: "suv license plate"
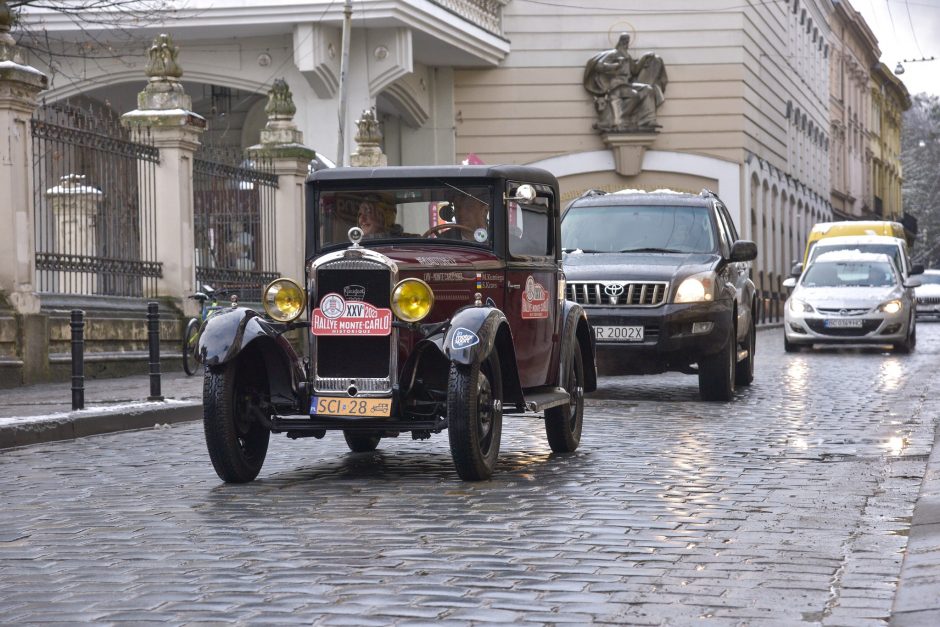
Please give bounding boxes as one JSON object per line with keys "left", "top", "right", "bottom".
{"left": 594, "top": 325, "right": 644, "bottom": 342}
{"left": 311, "top": 397, "right": 392, "bottom": 417}
{"left": 823, "top": 318, "right": 864, "bottom": 328}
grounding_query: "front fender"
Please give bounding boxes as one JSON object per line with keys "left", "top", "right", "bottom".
{"left": 198, "top": 307, "right": 282, "bottom": 367}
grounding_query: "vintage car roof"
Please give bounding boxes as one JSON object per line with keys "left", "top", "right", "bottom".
{"left": 306, "top": 165, "right": 558, "bottom": 186}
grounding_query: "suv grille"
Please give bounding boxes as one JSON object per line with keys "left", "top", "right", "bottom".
{"left": 917, "top": 296, "right": 940, "bottom": 306}
{"left": 567, "top": 281, "right": 667, "bottom": 307}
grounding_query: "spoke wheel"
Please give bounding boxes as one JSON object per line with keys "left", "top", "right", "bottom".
{"left": 447, "top": 352, "right": 503, "bottom": 481}
{"left": 545, "top": 345, "right": 584, "bottom": 453}
{"left": 698, "top": 327, "right": 736, "bottom": 402}
{"left": 182, "top": 318, "right": 201, "bottom": 376}
{"left": 735, "top": 319, "right": 755, "bottom": 386}
{"left": 343, "top": 431, "right": 382, "bottom": 452}
{"left": 203, "top": 361, "right": 270, "bottom": 483}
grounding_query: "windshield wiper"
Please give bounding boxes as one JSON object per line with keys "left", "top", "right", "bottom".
{"left": 618, "top": 247, "right": 684, "bottom": 253}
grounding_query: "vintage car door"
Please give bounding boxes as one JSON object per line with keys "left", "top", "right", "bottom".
{"left": 503, "top": 182, "right": 560, "bottom": 388}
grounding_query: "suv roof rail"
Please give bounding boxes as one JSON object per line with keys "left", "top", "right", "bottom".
{"left": 699, "top": 188, "right": 719, "bottom": 199}
{"left": 577, "top": 189, "right": 609, "bottom": 199}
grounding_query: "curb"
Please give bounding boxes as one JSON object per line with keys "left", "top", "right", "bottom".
{"left": 0, "top": 402, "right": 202, "bottom": 450}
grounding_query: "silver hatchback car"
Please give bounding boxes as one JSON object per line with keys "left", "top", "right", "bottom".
{"left": 782, "top": 251, "right": 920, "bottom": 353}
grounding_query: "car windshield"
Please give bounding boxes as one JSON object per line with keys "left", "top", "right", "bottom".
{"left": 562, "top": 204, "right": 716, "bottom": 254}
{"left": 801, "top": 260, "right": 897, "bottom": 288}
{"left": 810, "top": 243, "right": 902, "bottom": 273}
{"left": 316, "top": 184, "right": 493, "bottom": 249}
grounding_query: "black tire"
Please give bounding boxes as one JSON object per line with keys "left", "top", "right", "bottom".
{"left": 203, "top": 361, "right": 270, "bottom": 483}
{"left": 735, "top": 319, "right": 756, "bottom": 386}
{"left": 447, "top": 352, "right": 503, "bottom": 481}
{"left": 343, "top": 431, "right": 381, "bottom": 452}
{"left": 895, "top": 320, "right": 915, "bottom": 354}
{"left": 182, "top": 318, "right": 201, "bottom": 376}
{"left": 545, "top": 345, "right": 584, "bottom": 453}
{"left": 698, "top": 329, "right": 735, "bottom": 401}
{"left": 784, "top": 335, "right": 801, "bottom": 353}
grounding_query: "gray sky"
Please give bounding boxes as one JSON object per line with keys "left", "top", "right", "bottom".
{"left": 854, "top": 0, "right": 940, "bottom": 97}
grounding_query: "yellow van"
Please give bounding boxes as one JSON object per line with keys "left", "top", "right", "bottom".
{"left": 802, "top": 221, "right": 906, "bottom": 266}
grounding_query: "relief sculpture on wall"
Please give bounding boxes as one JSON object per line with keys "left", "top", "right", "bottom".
{"left": 583, "top": 33, "right": 668, "bottom": 133}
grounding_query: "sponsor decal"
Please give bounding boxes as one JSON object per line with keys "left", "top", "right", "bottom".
{"left": 451, "top": 327, "right": 480, "bottom": 350}
{"left": 476, "top": 272, "right": 483, "bottom": 290}
{"left": 423, "top": 271, "right": 466, "bottom": 282}
{"left": 416, "top": 256, "right": 458, "bottom": 266}
{"left": 343, "top": 284, "right": 366, "bottom": 301}
{"left": 473, "top": 228, "right": 488, "bottom": 243}
{"left": 311, "top": 292, "right": 392, "bottom": 336}
{"left": 521, "top": 276, "right": 550, "bottom": 319}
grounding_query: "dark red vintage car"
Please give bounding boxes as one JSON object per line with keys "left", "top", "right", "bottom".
{"left": 198, "top": 165, "right": 596, "bottom": 481}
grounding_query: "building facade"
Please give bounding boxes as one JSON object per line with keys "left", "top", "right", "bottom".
{"left": 870, "top": 62, "right": 911, "bottom": 222}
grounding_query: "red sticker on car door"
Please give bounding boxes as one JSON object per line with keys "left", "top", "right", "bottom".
{"left": 521, "top": 276, "right": 549, "bottom": 319}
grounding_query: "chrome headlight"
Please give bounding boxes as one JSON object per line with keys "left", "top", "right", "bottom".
{"left": 263, "top": 278, "right": 306, "bottom": 322}
{"left": 391, "top": 278, "right": 435, "bottom": 322}
{"left": 674, "top": 271, "right": 716, "bottom": 303}
{"left": 879, "top": 300, "right": 903, "bottom": 314}
{"left": 788, "top": 298, "right": 814, "bottom": 313}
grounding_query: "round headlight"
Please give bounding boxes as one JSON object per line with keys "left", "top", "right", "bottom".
{"left": 391, "top": 278, "right": 434, "bottom": 323}
{"left": 263, "top": 278, "right": 306, "bottom": 322}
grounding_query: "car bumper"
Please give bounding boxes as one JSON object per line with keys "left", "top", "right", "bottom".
{"left": 915, "top": 303, "right": 940, "bottom": 319}
{"left": 587, "top": 300, "right": 733, "bottom": 372}
{"left": 784, "top": 308, "right": 911, "bottom": 345}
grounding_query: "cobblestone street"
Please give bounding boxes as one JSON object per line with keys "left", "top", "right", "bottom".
{"left": 1, "top": 326, "right": 939, "bottom": 625}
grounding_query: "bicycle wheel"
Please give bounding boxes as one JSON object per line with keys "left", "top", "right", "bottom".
{"left": 182, "top": 318, "right": 202, "bottom": 376}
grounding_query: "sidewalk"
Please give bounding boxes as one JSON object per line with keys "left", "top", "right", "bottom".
{"left": 0, "top": 371, "right": 203, "bottom": 449}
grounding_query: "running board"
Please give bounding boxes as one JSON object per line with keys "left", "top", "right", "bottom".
{"left": 523, "top": 387, "right": 570, "bottom": 412}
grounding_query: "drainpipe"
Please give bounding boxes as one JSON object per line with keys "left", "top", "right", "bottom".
{"left": 336, "top": 0, "right": 353, "bottom": 167}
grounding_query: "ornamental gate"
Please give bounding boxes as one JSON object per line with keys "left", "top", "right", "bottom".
{"left": 193, "top": 146, "right": 279, "bottom": 304}
{"left": 31, "top": 101, "right": 161, "bottom": 298}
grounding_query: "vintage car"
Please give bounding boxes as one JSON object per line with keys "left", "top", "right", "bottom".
{"left": 198, "top": 165, "right": 597, "bottom": 482}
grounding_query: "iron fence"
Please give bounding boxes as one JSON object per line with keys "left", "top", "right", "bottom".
{"left": 32, "top": 100, "right": 161, "bottom": 297}
{"left": 193, "top": 146, "right": 278, "bottom": 303}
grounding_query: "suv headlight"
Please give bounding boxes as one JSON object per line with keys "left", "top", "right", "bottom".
{"left": 879, "top": 300, "right": 902, "bottom": 314}
{"left": 263, "top": 278, "right": 306, "bottom": 322}
{"left": 391, "top": 278, "right": 435, "bottom": 322}
{"left": 789, "top": 298, "right": 814, "bottom": 313}
{"left": 674, "top": 271, "right": 716, "bottom": 303}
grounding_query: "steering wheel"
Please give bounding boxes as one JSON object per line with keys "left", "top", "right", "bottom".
{"left": 423, "top": 223, "right": 477, "bottom": 238}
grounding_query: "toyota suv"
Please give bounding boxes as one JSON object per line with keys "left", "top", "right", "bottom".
{"left": 561, "top": 188, "right": 758, "bottom": 400}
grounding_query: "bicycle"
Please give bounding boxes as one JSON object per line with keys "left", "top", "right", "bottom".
{"left": 182, "top": 286, "right": 239, "bottom": 376}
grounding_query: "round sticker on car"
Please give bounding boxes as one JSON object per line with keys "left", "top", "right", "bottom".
{"left": 474, "top": 228, "right": 488, "bottom": 243}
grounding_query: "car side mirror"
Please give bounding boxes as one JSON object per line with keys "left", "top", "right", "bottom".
{"left": 782, "top": 277, "right": 797, "bottom": 289}
{"left": 790, "top": 262, "right": 804, "bottom": 277}
{"left": 729, "top": 240, "right": 757, "bottom": 262}
{"left": 504, "top": 183, "right": 537, "bottom": 204}
{"left": 904, "top": 278, "right": 922, "bottom": 288}
{"left": 911, "top": 264, "right": 925, "bottom": 275}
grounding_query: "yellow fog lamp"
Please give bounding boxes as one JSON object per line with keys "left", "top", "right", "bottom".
{"left": 263, "top": 278, "right": 306, "bottom": 322}
{"left": 391, "top": 278, "right": 435, "bottom": 322}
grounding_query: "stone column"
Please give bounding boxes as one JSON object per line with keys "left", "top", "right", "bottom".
{"left": 248, "top": 78, "right": 316, "bottom": 279}
{"left": 46, "top": 174, "right": 102, "bottom": 295}
{"left": 349, "top": 108, "right": 388, "bottom": 167}
{"left": 0, "top": 1, "right": 48, "bottom": 315}
{"left": 121, "top": 34, "right": 205, "bottom": 315}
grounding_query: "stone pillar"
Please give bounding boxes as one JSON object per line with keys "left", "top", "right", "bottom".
{"left": 0, "top": 2, "right": 48, "bottom": 315}
{"left": 248, "top": 78, "right": 316, "bottom": 279}
{"left": 121, "top": 34, "right": 205, "bottom": 315}
{"left": 46, "top": 174, "right": 102, "bottom": 295}
{"left": 350, "top": 108, "right": 388, "bottom": 167}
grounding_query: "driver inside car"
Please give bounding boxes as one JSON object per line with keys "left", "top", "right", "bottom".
{"left": 357, "top": 198, "right": 401, "bottom": 238}
{"left": 440, "top": 194, "right": 489, "bottom": 242}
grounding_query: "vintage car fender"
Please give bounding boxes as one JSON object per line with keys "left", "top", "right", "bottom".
{"left": 559, "top": 301, "right": 598, "bottom": 393}
{"left": 197, "top": 307, "right": 300, "bottom": 369}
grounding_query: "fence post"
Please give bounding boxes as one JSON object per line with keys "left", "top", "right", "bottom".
{"left": 147, "top": 302, "right": 163, "bottom": 401}
{"left": 70, "top": 309, "right": 85, "bottom": 411}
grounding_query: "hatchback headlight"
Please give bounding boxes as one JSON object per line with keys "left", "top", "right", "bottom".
{"left": 391, "top": 278, "right": 434, "bottom": 322}
{"left": 788, "top": 298, "right": 814, "bottom": 313}
{"left": 674, "top": 271, "right": 715, "bottom": 303}
{"left": 263, "top": 278, "right": 306, "bottom": 322}
{"left": 879, "top": 300, "right": 903, "bottom": 314}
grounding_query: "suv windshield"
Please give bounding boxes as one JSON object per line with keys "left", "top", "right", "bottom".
{"left": 802, "top": 260, "right": 897, "bottom": 288}
{"left": 562, "top": 204, "right": 716, "bottom": 254}
{"left": 810, "top": 243, "right": 902, "bottom": 274}
{"left": 316, "top": 185, "right": 493, "bottom": 249}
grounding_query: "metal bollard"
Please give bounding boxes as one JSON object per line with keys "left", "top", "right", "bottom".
{"left": 70, "top": 309, "right": 85, "bottom": 411}
{"left": 147, "top": 302, "right": 164, "bottom": 401}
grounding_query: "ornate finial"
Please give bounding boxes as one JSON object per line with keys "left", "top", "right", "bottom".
{"left": 145, "top": 33, "right": 183, "bottom": 81}
{"left": 354, "top": 108, "right": 383, "bottom": 146}
{"left": 264, "top": 78, "right": 296, "bottom": 121}
{"left": 0, "top": 0, "right": 18, "bottom": 62}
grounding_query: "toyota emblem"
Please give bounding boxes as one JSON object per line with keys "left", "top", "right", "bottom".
{"left": 604, "top": 283, "right": 625, "bottom": 297}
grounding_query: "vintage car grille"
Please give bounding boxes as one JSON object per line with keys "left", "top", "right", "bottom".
{"left": 806, "top": 319, "right": 881, "bottom": 336}
{"left": 314, "top": 258, "right": 393, "bottom": 392}
{"left": 567, "top": 281, "right": 668, "bottom": 307}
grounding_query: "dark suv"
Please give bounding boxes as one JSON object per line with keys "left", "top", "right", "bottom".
{"left": 561, "top": 189, "right": 758, "bottom": 400}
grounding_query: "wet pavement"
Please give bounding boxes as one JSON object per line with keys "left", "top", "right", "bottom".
{"left": 0, "top": 326, "right": 938, "bottom": 625}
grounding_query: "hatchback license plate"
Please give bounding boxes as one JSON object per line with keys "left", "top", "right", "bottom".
{"left": 823, "top": 318, "right": 864, "bottom": 328}
{"left": 311, "top": 397, "right": 392, "bottom": 417}
{"left": 594, "top": 325, "right": 644, "bottom": 341}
